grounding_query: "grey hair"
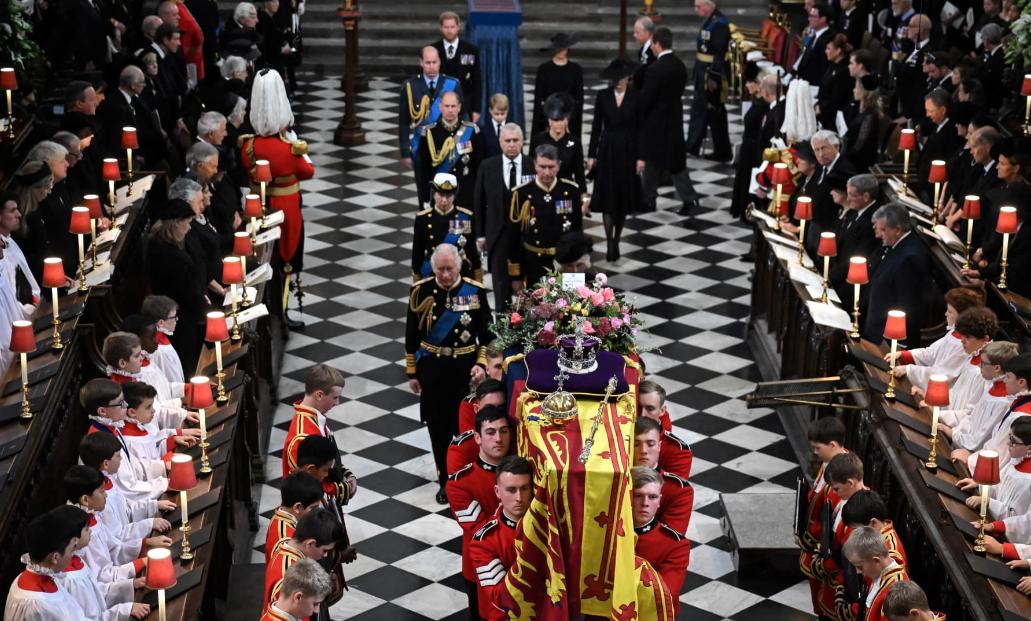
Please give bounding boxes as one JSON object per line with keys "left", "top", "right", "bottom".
{"left": 279, "top": 558, "right": 332, "bottom": 600}
{"left": 981, "top": 23, "right": 1004, "bottom": 46}
{"left": 197, "top": 111, "right": 226, "bottom": 137}
{"left": 630, "top": 466, "right": 663, "bottom": 490}
{"left": 26, "top": 140, "right": 68, "bottom": 165}
{"left": 534, "top": 143, "right": 559, "bottom": 162}
{"left": 634, "top": 16, "right": 656, "bottom": 33}
{"left": 430, "top": 243, "right": 461, "bottom": 269}
{"left": 221, "top": 56, "right": 248, "bottom": 80}
{"left": 842, "top": 525, "right": 889, "bottom": 561}
{"left": 811, "top": 130, "right": 841, "bottom": 148}
{"left": 872, "top": 202, "right": 912, "bottom": 232}
{"left": 925, "top": 87, "right": 951, "bottom": 109}
{"left": 142, "top": 15, "right": 163, "bottom": 38}
{"left": 499, "top": 122, "right": 523, "bottom": 141}
{"left": 229, "top": 95, "right": 248, "bottom": 127}
{"left": 847, "top": 174, "right": 878, "bottom": 198}
{"left": 119, "top": 65, "right": 145, "bottom": 89}
{"left": 168, "top": 177, "right": 203, "bottom": 202}
{"left": 186, "top": 142, "right": 218, "bottom": 169}
{"left": 50, "top": 131, "right": 80, "bottom": 153}
{"left": 759, "top": 72, "right": 779, "bottom": 95}
{"left": 233, "top": 2, "right": 257, "bottom": 23}
{"left": 972, "top": 126, "right": 1002, "bottom": 149}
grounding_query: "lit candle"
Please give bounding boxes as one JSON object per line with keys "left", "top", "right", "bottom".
{"left": 51, "top": 288, "right": 59, "bottom": 325}
{"left": 214, "top": 340, "right": 223, "bottom": 375}
{"left": 19, "top": 352, "right": 27, "bottom": 389}
{"left": 180, "top": 489, "right": 189, "bottom": 521}
{"left": 198, "top": 408, "right": 207, "bottom": 442}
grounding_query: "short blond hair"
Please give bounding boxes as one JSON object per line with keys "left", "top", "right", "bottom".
{"left": 489, "top": 93, "right": 509, "bottom": 111}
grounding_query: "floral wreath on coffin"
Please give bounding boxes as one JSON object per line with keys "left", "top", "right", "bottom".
{"left": 491, "top": 272, "right": 643, "bottom": 355}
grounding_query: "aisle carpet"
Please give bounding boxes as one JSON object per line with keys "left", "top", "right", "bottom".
{"left": 253, "top": 74, "right": 815, "bottom": 621}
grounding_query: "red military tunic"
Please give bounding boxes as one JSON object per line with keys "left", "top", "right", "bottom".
{"left": 260, "top": 604, "right": 297, "bottom": 621}
{"left": 799, "top": 462, "right": 840, "bottom": 612}
{"left": 659, "top": 430, "right": 693, "bottom": 479}
{"left": 469, "top": 510, "right": 519, "bottom": 621}
{"left": 239, "top": 133, "right": 316, "bottom": 267}
{"left": 658, "top": 469, "right": 694, "bottom": 536}
{"left": 447, "top": 430, "right": 479, "bottom": 476}
{"left": 446, "top": 458, "right": 500, "bottom": 582}
{"left": 264, "top": 540, "right": 306, "bottom": 618}
{"left": 458, "top": 396, "right": 477, "bottom": 434}
{"left": 818, "top": 496, "right": 852, "bottom": 618}
{"left": 881, "top": 521, "right": 907, "bottom": 568}
{"left": 283, "top": 402, "right": 327, "bottom": 478}
{"left": 864, "top": 563, "right": 909, "bottom": 621}
{"left": 265, "top": 507, "right": 298, "bottom": 564}
{"left": 635, "top": 518, "right": 691, "bottom": 616}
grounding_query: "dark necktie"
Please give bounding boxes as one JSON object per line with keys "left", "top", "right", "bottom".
{"left": 842, "top": 211, "right": 856, "bottom": 231}
{"left": 496, "top": 122, "right": 502, "bottom": 137}
{"left": 508, "top": 159, "right": 517, "bottom": 190}
{"left": 428, "top": 79, "right": 436, "bottom": 92}
{"left": 447, "top": 44, "right": 455, "bottom": 59}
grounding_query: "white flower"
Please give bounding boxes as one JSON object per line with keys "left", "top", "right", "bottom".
{"left": 594, "top": 273, "right": 607, "bottom": 287}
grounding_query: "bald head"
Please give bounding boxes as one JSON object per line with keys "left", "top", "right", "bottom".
{"left": 420, "top": 46, "right": 441, "bottom": 80}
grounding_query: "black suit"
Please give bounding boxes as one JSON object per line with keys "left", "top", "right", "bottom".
{"left": 474, "top": 153, "right": 534, "bottom": 310}
{"left": 147, "top": 238, "right": 209, "bottom": 372}
{"left": 636, "top": 51, "right": 697, "bottom": 209}
{"left": 397, "top": 73, "right": 465, "bottom": 160}
{"left": 839, "top": 7, "right": 868, "bottom": 49}
{"left": 863, "top": 232, "right": 931, "bottom": 348}
{"left": 759, "top": 99, "right": 786, "bottom": 147}
{"left": 817, "top": 60, "right": 852, "bottom": 131}
{"left": 432, "top": 39, "right": 482, "bottom": 116}
{"left": 829, "top": 203, "right": 880, "bottom": 308}
{"left": 478, "top": 116, "right": 504, "bottom": 159}
{"left": 61, "top": 0, "right": 110, "bottom": 70}
{"left": 892, "top": 44, "right": 928, "bottom": 120}
{"left": 96, "top": 89, "right": 166, "bottom": 167}
{"left": 795, "top": 29, "right": 832, "bottom": 84}
{"left": 917, "top": 118, "right": 962, "bottom": 203}
{"left": 809, "top": 156, "right": 858, "bottom": 248}
{"left": 978, "top": 47, "right": 1006, "bottom": 107}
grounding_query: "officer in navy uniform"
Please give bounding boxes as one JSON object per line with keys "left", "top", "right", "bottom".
{"left": 685, "top": 0, "right": 731, "bottom": 161}
{"left": 406, "top": 244, "right": 492, "bottom": 504}
{"left": 432, "top": 10, "right": 482, "bottom": 122}
{"left": 411, "top": 173, "right": 483, "bottom": 283}
{"left": 506, "top": 143, "right": 584, "bottom": 289}
{"left": 415, "top": 90, "right": 483, "bottom": 210}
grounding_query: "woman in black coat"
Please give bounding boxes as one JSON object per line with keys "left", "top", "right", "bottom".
{"left": 530, "top": 92, "right": 588, "bottom": 198}
{"left": 588, "top": 59, "right": 643, "bottom": 260}
{"left": 844, "top": 74, "right": 886, "bottom": 172}
{"left": 730, "top": 62, "right": 767, "bottom": 220}
{"left": 816, "top": 34, "right": 854, "bottom": 132}
{"left": 146, "top": 199, "right": 209, "bottom": 375}
{"left": 531, "top": 33, "right": 584, "bottom": 139}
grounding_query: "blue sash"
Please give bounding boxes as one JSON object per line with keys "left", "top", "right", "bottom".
{"left": 410, "top": 76, "right": 460, "bottom": 156}
{"left": 415, "top": 281, "right": 478, "bottom": 363}
{"left": 434, "top": 123, "right": 477, "bottom": 175}
{"left": 418, "top": 212, "right": 472, "bottom": 278}
{"left": 996, "top": 395, "right": 1031, "bottom": 431}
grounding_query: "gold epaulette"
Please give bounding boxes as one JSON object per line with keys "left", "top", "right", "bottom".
{"left": 456, "top": 207, "right": 473, "bottom": 216}
{"left": 237, "top": 133, "right": 254, "bottom": 148}
{"left": 290, "top": 140, "right": 309, "bottom": 156}
{"left": 461, "top": 276, "right": 485, "bottom": 288}
{"left": 416, "top": 208, "right": 433, "bottom": 216}
{"left": 413, "top": 276, "right": 434, "bottom": 287}
{"left": 559, "top": 177, "right": 579, "bottom": 187}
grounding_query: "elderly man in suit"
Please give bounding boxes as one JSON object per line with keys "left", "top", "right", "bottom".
{"left": 863, "top": 203, "right": 931, "bottom": 348}
{"left": 474, "top": 123, "right": 534, "bottom": 311}
{"left": 633, "top": 16, "right": 657, "bottom": 66}
{"left": 96, "top": 65, "right": 168, "bottom": 169}
{"left": 807, "top": 130, "right": 857, "bottom": 250}
{"left": 636, "top": 27, "right": 698, "bottom": 216}
{"left": 829, "top": 174, "right": 882, "bottom": 308}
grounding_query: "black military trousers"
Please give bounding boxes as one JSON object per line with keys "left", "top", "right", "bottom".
{"left": 686, "top": 70, "right": 731, "bottom": 159}
{"left": 418, "top": 353, "right": 475, "bottom": 485}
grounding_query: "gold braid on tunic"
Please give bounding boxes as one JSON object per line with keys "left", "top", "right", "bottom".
{"left": 424, "top": 130, "right": 457, "bottom": 168}
{"left": 509, "top": 191, "right": 532, "bottom": 233}
{"left": 406, "top": 82, "right": 431, "bottom": 129}
{"left": 409, "top": 287, "right": 435, "bottom": 333}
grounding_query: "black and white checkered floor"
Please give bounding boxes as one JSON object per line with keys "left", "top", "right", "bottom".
{"left": 254, "top": 74, "right": 816, "bottom": 620}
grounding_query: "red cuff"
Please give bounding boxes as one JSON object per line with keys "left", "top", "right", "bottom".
{"left": 140, "top": 538, "right": 149, "bottom": 555}
{"left": 166, "top": 437, "right": 177, "bottom": 453}
{"left": 132, "top": 558, "right": 145, "bottom": 575}
{"left": 992, "top": 520, "right": 1007, "bottom": 533}
{"left": 1003, "top": 543, "right": 1020, "bottom": 560}
{"left": 162, "top": 451, "right": 175, "bottom": 464}
{"left": 899, "top": 351, "right": 915, "bottom": 364}
{"left": 321, "top": 480, "right": 335, "bottom": 496}
{"left": 32, "top": 295, "right": 39, "bottom": 305}
{"left": 175, "top": 428, "right": 183, "bottom": 436}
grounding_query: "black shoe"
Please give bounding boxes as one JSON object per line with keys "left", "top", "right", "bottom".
{"left": 435, "top": 486, "right": 448, "bottom": 504}
{"left": 706, "top": 152, "right": 733, "bottom": 163}
{"left": 285, "top": 312, "right": 306, "bottom": 331}
{"left": 677, "top": 200, "right": 697, "bottom": 216}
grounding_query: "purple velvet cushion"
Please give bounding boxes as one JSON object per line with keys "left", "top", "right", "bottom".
{"left": 524, "top": 349, "right": 630, "bottom": 395}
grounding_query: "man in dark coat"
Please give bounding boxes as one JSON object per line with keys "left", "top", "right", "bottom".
{"left": 793, "top": 3, "right": 833, "bottom": 84}
{"left": 432, "top": 11, "right": 482, "bottom": 121}
{"left": 474, "top": 123, "right": 534, "bottom": 311}
{"left": 863, "top": 203, "right": 931, "bottom": 348}
{"left": 838, "top": 0, "right": 868, "bottom": 50}
{"left": 829, "top": 174, "right": 881, "bottom": 309}
{"left": 96, "top": 65, "right": 168, "bottom": 168}
{"left": 635, "top": 27, "right": 698, "bottom": 216}
{"left": 807, "top": 130, "right": 857, "bottom": 250}
{"left": 917, "top": 89, "right": 963, "bottom": 204}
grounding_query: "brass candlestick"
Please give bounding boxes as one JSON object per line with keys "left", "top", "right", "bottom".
{"left": 89, "top": 219, "right": 98, "bottom": 267}
{"left": 259, "top": 181, "right": 269, "bottom": 227}
{"left": 901, "top": 149, "right": 910, "bottom": 197}
{"left": 963, "top": 218, "right": 974, "bottom": 269}
{"left": 126, "top": 148, "right": 134, "bottom": 193}
{"left": 50, "top": 288, "right": 63, "bottom": 350}
{"left": 18, "top": 353, "right": 30, "bottom": 419}
{"left": 229, "top": 284, "right": 242, "bottom": 341}
{"left": 886, "top": 339, "right": 899, "bottom": 400}
{"left": 198, "top": 408, "right": 211, "bottom": 474}
{"left": 76, "top": 234, "right": 88, "bottom": 293}
{"left": 771, "top": 183, "right": 783, "bottom": 231}
{"left": 1000, "top": 232, "right": 1011, "bottom": 290}
{"left": 214, "top": 340, "right": 228, "bottom": 404}
{"left": 925, "top": 433, "right": 939, "bottom": 473}
{"left": 239, "top": 255, "right": 251, "bottom": 307}
{"left": 796, "top": 219, "right": 807, "bottom": 264}
{"left": 850, "top": 283, "right": 861, "bottom": 338}
{"left": 820, "top": 256, "right": 830, "bottom": 303}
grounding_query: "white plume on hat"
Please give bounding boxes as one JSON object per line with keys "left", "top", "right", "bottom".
{"left": 249, "top": 69, "right": 294, "bottom": 137}
{"left": 781, "top": 79, "right": 818, "bottom": 144}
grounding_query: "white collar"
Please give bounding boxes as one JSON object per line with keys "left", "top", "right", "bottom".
{"left": 813, "top": 26, "right": 829, "bottom": 39}
{"left": 657, "top": 49, "right": 673, "bottom": 59}
{"left": 269, "top": 603, "right": 300, "bottom": 621}
{"left": 855, "top": 201, "right": 876, "bottom": 218}
{"left": 120, "top": 88, "right": 133, "bottom": 104}
{"left": 89, "top": 414, "right": 125, "bottom": 429}
{"left": 444, "top": 38, "right": 459, "bottom": 49}
{"left": 984, "top": 160, "right": 996, "bottom": 173}
{"left": 891, "top": 230, "right": 912, "bottom": 248}
{"left": 936, "top": 117, "right": 949, "bottom": 132}
{"left": 642, "top": 38, "right": 652, "bottom": 51}
{"left": 151, "top": 41, "right": 166, "bottom": 59}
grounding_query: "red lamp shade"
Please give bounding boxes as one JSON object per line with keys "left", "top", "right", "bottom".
{"left": 101, "top": 158, "right": 120, "bottom": 182}
{"left": 924, "top": 374, "right": 950, "bottom": 407}
{"left": 928, "top": 160, "right": 947, "bottom": 184}
{"left": 0, "top": 68, "right": 16, "bottom": 91}
{"left": 973, "top": 449, "right": 1001, "bottom": 486}
{"left": 232, "top": 232, "right": 252, "bottom": 257}
{"left": 846, "top": 256, "right": 868, "bottom": 285}
{"left": 817, "top": 232, "right": 837, "bottom": 257}
{"left": 962, "top": 195, "right": 981, "bottom": 220}
{"left": 253, "top": 160, "right": 272, "bottom": 183}
{"left": 1022, "top": 74, "right": 1031, "bottom": 97}
{"left": 82, "top": 194, "right": 102, "bottom": 219}
{"left": 41, "top": 258, "right": 65, "bottom": 289}
{"left": 771, "top": 162, "right": 791, "bottom": 185}
{"left": 794, "top": 196, "right": 813, "bottom": 221}
{"left": 9, "top": 320, "right": 35, "bottom": 354}
{"left": 188, "top": 376, "right": 215, "bottom": 410}
{"left": 898, "top": 129, "right": 916, "bottom": 151}
{"left": 997, "top": 206, "right": 1019, "bottom": 234}
{"left": 145, "top": 548, "right": 176, "bottom": 590}
{"left": 168, "top": 454, "right": 197, "bottom": 491}
{"left": 205, "top": 311, "right": 229, "bottom": 342}
{"left": 222, "top": 257, "right": 244, "bottom": 284}
{"left": 243, "top": 194, "right": 262, "bottom": 218}
{"left": 120, "top": 127, "right": 139, "bottom": 150}
{"left": 884, "top": 310, "right": 907, "bottom": 341}
{"left": 69, "top": 207, "right": 92, "bottom": 235}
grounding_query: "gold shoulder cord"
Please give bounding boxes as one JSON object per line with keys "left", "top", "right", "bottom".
{"left": 508, "top": 190, "right": 531, "bottom": 231}
{"left": 425, "top": 130, "right": 457, "bottom": 168}
{"left": 409, "top": 286, "right": 435, "bottom": 332}
{"left": 406, "top": 82, "right": 430, "bottom": 129}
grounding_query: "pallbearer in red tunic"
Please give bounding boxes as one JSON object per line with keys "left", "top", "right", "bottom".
{"left": 468, "top": 456, "right": 533, "bottom": 621}
{"left": 841, "top": 526, "right": 910, "bottom": 621}
{"left": 638, "top": 380, "right": 693, "bottom": 478}
{"left": 843, "top": 490, "right": 908, "bottom": 569}
{"left": 631, "top": 467, "right": 691, "bottom": 616}
{"left": 4, "top": 510, "right": 89, "bottom": 620}
{"left": 264, "top": 510, "right": 341, "bottom": 617}
{"left": 240, "top": 68, "right": 316, "bottom": 327}
{"left": 818, "top": 453, "right": 869, "bottom": 620}
{"left": 283, "top": 365, "right": 346, "bottom": 478}
{"left": 458, "top": 378, "right": 506, "bottom": 435}
{"left": 266, "top": 472, "right": 326, "bottom": 563}
{"left": 633, "top": 417, "right": 693, "bottom": 536}
{"left": 262, "top": 557, "right": 333, "bottom": 621}
{"left": 882, "top": 580, "right": 947, "bottom": 621}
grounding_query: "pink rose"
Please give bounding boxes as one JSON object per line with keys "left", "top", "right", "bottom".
{"left": 622, "top": 313, "right": 631, "bottom": 324}
{"left": 556, "top": 298, "right": 568, "bottom": 308}
{"left": 532, "top": 287, "right": 547, "bottom": 299}
{"left": 602, "top": 288, "right": 615, "bottom": 302}
{"left": 543, "top": 321, "right": 554, "bottom": 332}
{"left": 611, "top": 317, "right": 623, "bottom": 329}
{"left": 590, "top": 293, "right": 604, "bottom": 306}
{"left": 538, "top": 330, "right": 556, "bottom": 346}
{"left": 582, "top": 322, "right": 595, "bottom": 334}
{"left": 577, "top": 286, "right": 592, "bottom": 299}
{"left": 510, "top": 312, "right": 522, "bottom": 325}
